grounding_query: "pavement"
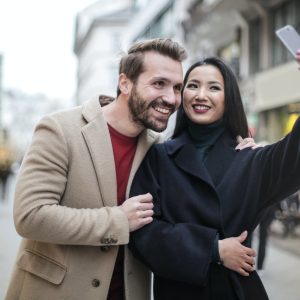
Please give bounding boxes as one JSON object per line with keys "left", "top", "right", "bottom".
{"left": 0, "top": 174, "right": 300, "bottom": 299}
{"left": 0, "top": 200, "right": 20, "bottom": 300}
{"left": 0, "top": 174, "right": 20, "bottom": 300}
{"left": 253, "top": 235, "right": 300, "bottom": 300}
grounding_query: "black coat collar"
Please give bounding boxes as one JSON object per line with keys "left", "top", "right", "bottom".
{"left": 165, "top": 131, "right": 237, "bottom": 188}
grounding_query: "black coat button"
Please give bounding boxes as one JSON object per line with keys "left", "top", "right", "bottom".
{"left": 92, "top": 279, "right": 100, "bottom": 287}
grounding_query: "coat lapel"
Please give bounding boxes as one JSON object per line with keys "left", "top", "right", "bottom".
{"left": 126, "top": 130, "right": 161, "bottom": 198}
{"left": 167, "top": 133, "right": 215, "bottom": 188}
{"left": 81, "top": 97, "right": 117, "bottom": 207}
{"left": 80, "top": 97, "right": 162, "bottom": 205}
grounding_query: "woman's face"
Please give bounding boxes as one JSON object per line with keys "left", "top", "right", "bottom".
{"left": 183, "top": 65, "right": 225, "bottom": 125}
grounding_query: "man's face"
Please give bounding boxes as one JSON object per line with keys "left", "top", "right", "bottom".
{"left": 128, "top": 51, "right": 183, "bottom": 132}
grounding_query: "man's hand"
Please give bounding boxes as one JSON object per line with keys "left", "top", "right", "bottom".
{"left": 235, "top": 136, "right": 260, "bottom": 150}
{"left": 121, "top": 193, "right": 154, "bottom": 232}
{"left": 219, "top": 231, "right": 256, "bottom": 276}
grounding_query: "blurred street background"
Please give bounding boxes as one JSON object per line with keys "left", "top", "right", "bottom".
{"left": 1, "top": 0, "right": 300, "bottom": 299}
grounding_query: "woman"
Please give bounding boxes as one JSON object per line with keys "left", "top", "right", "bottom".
{"left": 129, "top": 55, "right": 300, "bottom": 299}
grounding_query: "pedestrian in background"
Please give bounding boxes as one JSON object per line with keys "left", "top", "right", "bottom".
{"left": 256, "top": 203, "right": 278, "bottom": 273}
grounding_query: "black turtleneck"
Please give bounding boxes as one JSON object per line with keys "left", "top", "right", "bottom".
{"left": 187, "top": 119, "right": 224, "bottom": 162}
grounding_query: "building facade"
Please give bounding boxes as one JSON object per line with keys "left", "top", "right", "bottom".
{"left": 73, "top": 0, "right": 135, "bottom": 104}
{"left": 74, "top": 0, "right": 300, "bottom": 141}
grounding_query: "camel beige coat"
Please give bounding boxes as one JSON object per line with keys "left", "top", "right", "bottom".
{"left": 5, "top": 97, "right": 161, "bottom": 300}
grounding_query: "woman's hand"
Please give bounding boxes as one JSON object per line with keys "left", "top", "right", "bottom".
{"left": 219, "top": 231, "right": 256, "bottom": 276}
{"left": 235, "top": 136, "right": 259, "bottom": 150}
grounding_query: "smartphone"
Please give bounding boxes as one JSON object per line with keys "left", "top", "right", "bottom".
{"left": 276, "top": 25, "right": 300, "bottom": 58}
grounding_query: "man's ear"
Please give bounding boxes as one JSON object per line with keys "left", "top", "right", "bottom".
{"left": 118, "top": 73, "right": 132, "bottom": 95}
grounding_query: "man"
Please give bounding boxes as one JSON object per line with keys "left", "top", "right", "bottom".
{"left": 5, "top": 38, "right": 187, "bottom": 300}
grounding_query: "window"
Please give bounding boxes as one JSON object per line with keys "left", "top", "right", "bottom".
{"left": 218, "top": 41, "right": 241, "bottom": 78}
{"left": 249, "top": 18, "right": 261, "bottom": 74}
{"left": 135, "top": 3, "right": 174, "bottom": 40}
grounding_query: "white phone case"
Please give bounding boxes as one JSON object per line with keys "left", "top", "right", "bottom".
{"left": 276, "top": 25, "right": 300, "bottom": 58}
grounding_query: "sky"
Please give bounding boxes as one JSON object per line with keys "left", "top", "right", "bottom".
{"left": 0, "top": 0, "right": 97, "bottom": 100}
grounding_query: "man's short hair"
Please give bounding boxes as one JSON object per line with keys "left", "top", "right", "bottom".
{"left": 117, "top": 38, "right": 187, "bottom": 96}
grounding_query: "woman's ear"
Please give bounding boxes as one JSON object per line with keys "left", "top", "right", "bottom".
{"left": 118, "top": 73, "right": 132, "bottom": 95}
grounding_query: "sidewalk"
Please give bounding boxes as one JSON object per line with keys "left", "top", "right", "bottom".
{"left": 0, "top": 202, "right": 20, "bottom": 299}
{"left": 0, "top": 172, "right": 20, "bottom": 299}
{"left": 256, "top": 237, "right": 300, "bottom": 300}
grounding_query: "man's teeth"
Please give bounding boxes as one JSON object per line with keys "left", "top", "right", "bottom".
{"left": 155, "top": 107, "right": 170, "bottom": 114}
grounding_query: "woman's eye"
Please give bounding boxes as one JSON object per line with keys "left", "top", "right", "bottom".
{"left": 210, "top": 85, "right": 221, "bottom": 91}
{"left": 186, "top": 83, "right": 198, "bottom": 89}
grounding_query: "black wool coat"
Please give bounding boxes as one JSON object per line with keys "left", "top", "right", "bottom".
{"left": 129, "top": 117, "right": 300, "bottom": 300}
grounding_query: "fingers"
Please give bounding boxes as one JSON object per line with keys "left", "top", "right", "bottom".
{"left": 237, "top": 260, "right": 255, "bottom": 276}
{"left": 236, "top": 135, "right": 243, "bottom": 144}
{"left": 251, "top": 144, "right": 263, "bottom": 149}
{"left": 228, "top": 255, "right": 255, "bottom": 276}
{"left": 237, "top": 230, "right": 248, "bottom": 243}
{"left": 138, "top": 209, "right": 154, "bottom": 218}
{"left": 122, "top": 193, "right": 154, "bottom": 232}
{"left": 244, "top": 255, "right": 256, "bottom": 267}
{"left": 139, "top": 216, "right": 153, "bottom": 227}
{"left": 127, "top": 214, "right": 153, "bottom": 232}
{"left": 132, "top": 193, "right": 153, "bottom": 203}
{"left": 241, "top": 258, "right": 255, "bottom": 275}
{"left": 237, "top": 267, "right": 250, "bottom": 277}
{"left": 244, "top": 246, "right": 256, "bottom": 258}
{"left": 236, "top": 231, "right": 256, "bottom": 257}
{"left": 221, "top": 233, "right": 257, "bottom": 276}
{"left": 139, "top": 193, "right": 153, "bottom": 202}
{"left": 137, "top": 202, "right": 154, "bottom": 211}
{"left": 235, "top": 137, "right": 256, "bottom": 150}
{"left": 235, "top": 136, "right": 253, "bottom": 146}
{"left": 123, "top": 195, "right": 154, "bottom": 212}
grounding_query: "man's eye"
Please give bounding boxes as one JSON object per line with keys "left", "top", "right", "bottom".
{"left": 174, "top": 85, "right": 182, "bottom": 92}
{"left": 154, "top": 81, "right": 164, "bottom": 88}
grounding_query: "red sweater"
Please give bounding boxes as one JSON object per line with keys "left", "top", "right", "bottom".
{"left": 107, "top": 125, "right": 138, "bottom": 300}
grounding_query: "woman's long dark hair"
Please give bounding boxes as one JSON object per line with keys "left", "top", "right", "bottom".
{"left": 172, "top": 57, "right": 249, "bottom": 139}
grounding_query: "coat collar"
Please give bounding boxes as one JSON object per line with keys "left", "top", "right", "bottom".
{"left": 82, "top": 96, "right": 103, "bottom": 122}
{"left": 126, "top": 129, "right": 162, "bottom": 198}
{"left": 81, "top": 96, "right": 161, "bottom": 206}
{"left": 165, "top": 132, "right": 215, "bottom": 187}
{"left": 81, "top": 97, "right": 116, "bottom": 207}
{"left": 165, "top": 131, "right": 236, "bottom": 188}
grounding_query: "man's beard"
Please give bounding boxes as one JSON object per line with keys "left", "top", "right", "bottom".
{"left": 128, "top": 85, "right": 175, "bottom": 132}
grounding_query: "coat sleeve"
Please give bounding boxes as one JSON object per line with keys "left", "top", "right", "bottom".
{"left": 254, "top": 116, "right": 300, "bottom": 208}
{"left": 13, "top": 115, "right": 129, "bottom": 246}
{"left": 129, "top": 146, "right": 217, "bottom": 286}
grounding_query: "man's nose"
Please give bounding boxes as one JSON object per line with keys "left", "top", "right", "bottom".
{"left": 162, "top": 88, "right": 176, "bottom": 105}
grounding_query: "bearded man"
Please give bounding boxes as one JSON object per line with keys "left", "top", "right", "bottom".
{"left": 5, "top": 38, "right": 187, "bottom": 300}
